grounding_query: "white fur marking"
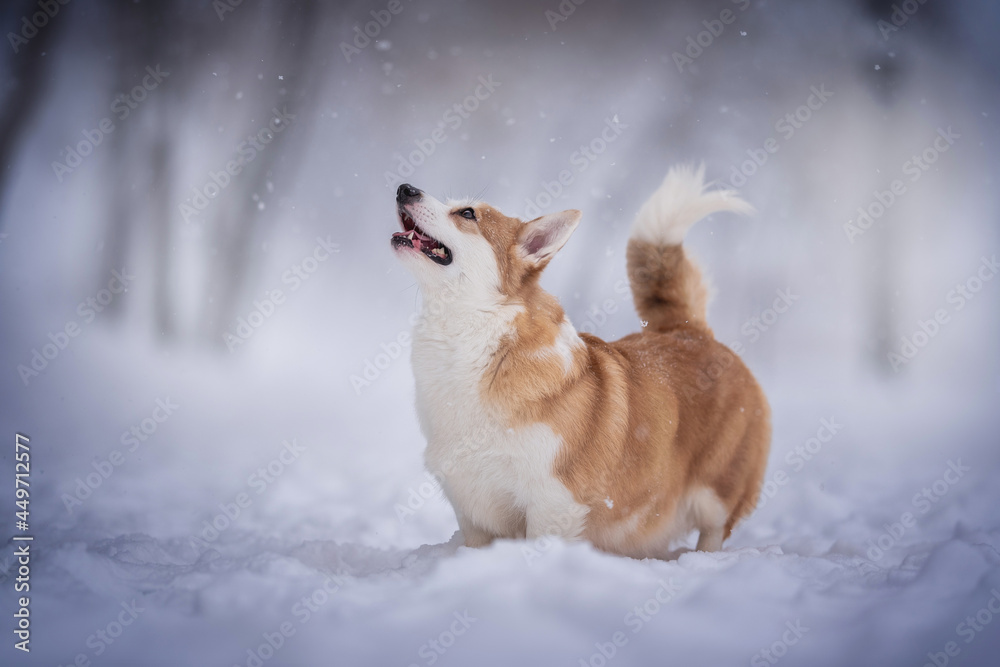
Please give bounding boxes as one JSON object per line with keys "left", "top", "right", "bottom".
{"left": 407, "top": 243, "right": 588, "bottom": 542}
{"left": 630, "top": 164, "right": 754, "bottom": 246}
{"left": 544, "top": 318, "right": 582, "bottom": 375}
{"left": 688, "top": 487, "right": 728, "bottom": 530}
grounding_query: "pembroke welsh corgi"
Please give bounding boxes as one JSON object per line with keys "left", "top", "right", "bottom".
{"left": 390, "top": 165, "right": 770, "bottom": 558}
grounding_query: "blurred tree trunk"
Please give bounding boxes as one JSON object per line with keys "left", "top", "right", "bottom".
{"left": 7, "top": 0, "right": 330, "bottom": 347}
{"left": 0, "top": 0, "right": 63, "bottom": 228}
{"left": 100, "top": 1, "right": 175, "bottom": 330}
{"left": 202, "top": 0, "right": 324, "bottom": 345}
{"left": 861, "top": 22, "right": 907, "bottom": 374}
{"left": 100, "top": 0, "right": 204, "bottom": 338}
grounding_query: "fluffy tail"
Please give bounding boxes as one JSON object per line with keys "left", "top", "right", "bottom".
{"left": 627, "top": 165, "right": 753, "bottom": 332}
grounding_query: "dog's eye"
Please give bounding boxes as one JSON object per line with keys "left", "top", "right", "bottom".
{"left": 457, "top": 207, "right": 477, "bottom": 221}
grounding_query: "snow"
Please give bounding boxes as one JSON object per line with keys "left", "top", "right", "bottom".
{"left": 1, "top": 0, "right": 999, "bottom": 665}
{"left": 1, "top": 294, "right": 997, "bottom": 667}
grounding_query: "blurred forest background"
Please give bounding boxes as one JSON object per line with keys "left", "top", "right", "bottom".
{"left": 2, "top": 0, "right": 997, "bottom": 388}
{"left": 0, "top": 0, "right": 996, "bottom": 505}
{"left": 0, "top": 0, "right": 997, "bottom": 378}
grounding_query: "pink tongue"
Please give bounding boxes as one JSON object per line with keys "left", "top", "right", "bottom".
{"left": 394, "top": 226, "right": 439, "bottom": 252}
{"left": 414, "top": 230, "right": 437, "bottom": 251}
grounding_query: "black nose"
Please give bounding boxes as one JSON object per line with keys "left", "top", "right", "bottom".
{"left": 396, "top": 183, "right": 422, "bottom": 203}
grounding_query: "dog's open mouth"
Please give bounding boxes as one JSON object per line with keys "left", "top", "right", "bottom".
{"left": 391, "top": 208, "right": 453, "bottom": 265}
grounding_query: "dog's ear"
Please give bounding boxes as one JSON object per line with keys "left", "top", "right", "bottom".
{"left": 518, "top": 209, "right": 581, "bottom": 265}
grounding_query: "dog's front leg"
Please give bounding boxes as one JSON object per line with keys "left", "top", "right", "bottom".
{"left": 525, "top": 495, "right": 589, "bottom": 542}
{"left": 457, "top": 515, "right": 496, "bottom": 548}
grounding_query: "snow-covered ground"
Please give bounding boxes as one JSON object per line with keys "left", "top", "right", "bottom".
{"left": 3, "top": 321, "right": 1000, "bottom": 667}
{"left": 1, "top": 0, "right": 999, "bottom": 665}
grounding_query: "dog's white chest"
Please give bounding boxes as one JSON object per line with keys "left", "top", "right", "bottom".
{"left": 425, "top": 418, "right": 564, "bottom": 534}
{"left": 414, "top": 353, "right": 545, "bottom": 534}
{"left": 410, "top": 313, "right": 586, "bottom": 538}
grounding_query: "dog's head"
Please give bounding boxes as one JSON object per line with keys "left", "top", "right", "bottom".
{"left": 390, "top": 183, "right": 581, "bottom": 300}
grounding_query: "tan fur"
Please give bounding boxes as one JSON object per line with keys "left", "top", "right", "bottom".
{"left": 468, "top": 205, "right": 771, "bottom": 555}
{"left": 627, "top": 241, "right": 710, "bottom": 332}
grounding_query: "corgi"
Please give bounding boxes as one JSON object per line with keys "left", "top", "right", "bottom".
{"left": 390, "top": 165, "right": 770, "bottom": 558}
